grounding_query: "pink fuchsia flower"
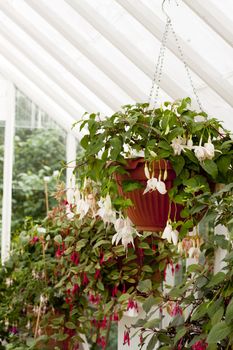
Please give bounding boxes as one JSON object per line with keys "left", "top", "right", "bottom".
{"left": 171, "top": 302, "right": 183, "bottom": 317}
{"left": 97, "top": 336, "right": 107, "bottom": 349}
{"left": 123, "top": 330, "right": 130, "bottom": 346}
{"left": 192, "top": 340, "right": 208, "bottom": 350}
{"left": 88, "top": 292, "right": 101, "bottom": 305}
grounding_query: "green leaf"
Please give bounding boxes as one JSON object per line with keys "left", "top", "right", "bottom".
{"left": 206, "top": 272, "right": 226, "bottom": 288}
{"left": 137, "top": 279, "right": 152, "bottom": 293}
{"left": 225, "top": 298, "right": 233, "bottom": 324}
{"left": 143, "top": 295, "right": 157, "bottom": 313}
{"left": 144, "top": 318, "right": 160, "bottom": 329}
{"left": 174, "top": 327, "right": 186, "bottom": 344}
{"left": 54, "top": 234, "right": 62, "bottom": 244}
{"left": 191, "top": 302, "right": 208, "bottom": 321}
{"left": 207, "top": 321, "right": 232, "bottom": 344}
{"left": 211, "top": 307, "right": 224, "bottom": 326}
{"left": 118, "top": 293, "right": 130, "bottom": 302}
{"left": 146, "top": 334, "right": 158, "bottom": 350}
{"left": 122, "top": 180, "right": 143, "bottom": 192}
{"left": 65, "top": 322, "right": 76, "bottom": 329}
{"left": 97, "top": 280, "right": 104, "bottom": 291}
{"left": 171, "top": 156, "right": 185, "bottom": 176}
{"left": 76, "top": 239, "right": 88, "bottom": 251}
{"left": 110, "top": 137, "right": 122, "bottom": 160}
{"left": 201, "top": 160, "right": 218, "bottom": 179}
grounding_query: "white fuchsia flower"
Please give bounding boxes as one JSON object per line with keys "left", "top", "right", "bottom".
{"left": 188, "top": 246, "right": 201, "bottom": 259}
{"left": 76, "top": 199, "right": 90, "bottom": 219}
{"left": 193, "top": 145, "right": 207, "bottom": 162}
{"left": 112, "top": 217, "right": 140, "bottom": 251}
{"left": 37, "top": 227, "right": 46, "bottom": 234}
{"left": 97, "top": 194, "right": 116, "bottom": 225}
{"left": 203, "top": 138, "right": 215, "bottom": 159}
{"left": 162, "top": 221, "right": 179, "bottom": 245}
{"left": 193, "top": 137, "right": 215, "bottom": 162}
{"left": 171, "top": 136, "right": 186, "bottom": 156}
{"left": 194, "top": 115, "right": 206, "bottom": 123}
{"left": 143, "top": 177, "right": 167, "bottom": 195}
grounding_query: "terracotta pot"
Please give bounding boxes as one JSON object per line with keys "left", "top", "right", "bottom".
{"left": 114, "top": 158, "right": 182, "bottom": 232}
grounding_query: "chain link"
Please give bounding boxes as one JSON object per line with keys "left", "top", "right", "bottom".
{"left": 169, "top": 22, "right": 204, "bottom": 112}
{"left": 148, "top": 17, "right": 171, "bottom": 115}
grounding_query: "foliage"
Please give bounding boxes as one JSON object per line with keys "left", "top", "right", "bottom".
{"left": 131, "top": 185, "right": 233, "bottom": 349}
{"left": 0, "top": 188, "right": 176, "bottom": 349}
{"left": 76, "top": 98, "right": 233, "bottom": 240}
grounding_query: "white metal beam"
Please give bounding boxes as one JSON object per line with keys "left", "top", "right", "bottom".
{"left": 1, "top": 80, "right": 15, "bottom": 264}
{"left": 66, "top": 133, "right": 76, "bottom": 192}
{"left": 0, "top": 36, "right": 83, "bottom": 120}
{"left": 0, "top": 21, "right": 102, "bottom": 114}
{"left": 0, "top": 1, "right": 122, "bottom": 111}
{"left": 183, "top": 0, "right": 233, "bottom": 48}
{"left": 0, "top": 55, "right": 81, "bottom": 138}
{"left": 116, "top": 0, "right": 233, "bottom": 108}
{"left": 65, "top": 0, "right": 187, "bottom": 100}
{"left": 24, "top": 0, "right": 149, "bottom": 103}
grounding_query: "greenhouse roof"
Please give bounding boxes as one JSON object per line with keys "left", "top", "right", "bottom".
{"left": 0, "top": 0, "right": 232, "bottom": 135}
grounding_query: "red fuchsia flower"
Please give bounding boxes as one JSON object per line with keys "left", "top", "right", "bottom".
{"left": 82, "top": 272, "right": 89, "bottom": 286}
{"left": 55, "top": 242, "right": 66, "bottom": 258}
{"left": 152, "top": 244, "right": 156, "bottom": 252}
{"left": 71, "top": 284, "right": 79, "bottom": 295}
{"left": 100, "top": 251, "right": 105, "bottom": 265}
{"left": 123, "top": 330, "right": 130, "bottom": 346}
{"left": 175, "top": 263, "right": 181, "bottom": 272}
{"left": 113, "top": 310, "right": 119, "bottom": 321}
{"left": 97, "top": 336, "right": 107, "bottom": 349}
{"left": 101, "top": 316, "right": 107, "bottom": 329}
{"left": 88, "top": 292, "right": 101, "bottom": 305}
{"left": 94, "top": 269, "right": 101, "bottom": 279}
{"left": 112, "top": 285, "right": 118, "bottom": 297}
{"left": 127, "top": 299, "right": 138, "bottom": 312}
{"left": 171, "top": 303, "right": 183, "bottom": 317}
{"left": 9, "top": 326, "right": 18, "bottom": 335}
{"left": 177, "top": 339, "right": 183, "bottom": 350}
{"left": 170, "top": 260, "right": 175, "bottom": 275}
{"left": 30, "top": 236, "right": 39, "bottom": 244}
{"left": 192, "top": 340, "right": 208, "bottom": 350}
{"left": 70, "top": 251, "right": 79, "bottom": 265}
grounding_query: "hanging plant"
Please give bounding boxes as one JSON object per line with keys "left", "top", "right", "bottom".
{"left": 75, "top": 97, "right": 233, "bottom": 249}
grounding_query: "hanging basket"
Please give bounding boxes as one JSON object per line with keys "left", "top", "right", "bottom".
{"left": 115, "top": 158, "right": 182, "bottom": 232}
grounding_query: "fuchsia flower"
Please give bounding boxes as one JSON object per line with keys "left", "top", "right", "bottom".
{"left": 113, "top": 311, "right": 119, "bottom": 321}
{"left": 71, "top": 284, "right": 79, "bottom": 295}
{"left": 82, "top": 272, "right": 89, "bottom": 286}
{"left": 30, "top": 236, "right": 39, "bottom": 244}
{"left": 192, "top": 340, "right": 208, "bottom": 350}
{"left": 125, "top": 299, "right": 139, "bottom": 317}
{"left": 171, "top": 303, "right": 183, "bottom": 317}
{"left": 123, "top": 330, "right": 130, "bottom": 346}
{"left": 100, "top": 251, "right": 105, "bottom": 265}
{"left": 97, "top": 336, "right": 107, "bottom": 349}
{"left": 55, "top": 242, "right": 66, "bottom": 258}
{"left": 70, "top": 251, "right": 79, "bottom": 265}
{"left": 89, "top": 292, "right": 101, "bottom": 305}
{"left": 95, "top": 269, "right": 101, "bottom": 279}
{"left": 112, "top": 285, "right": 118, "bottom": 297}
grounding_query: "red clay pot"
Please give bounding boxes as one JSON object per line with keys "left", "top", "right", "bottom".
{"left": 114, "top": 158, "right": 182, "bottom": 232}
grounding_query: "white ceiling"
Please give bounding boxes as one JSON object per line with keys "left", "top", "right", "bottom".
{"left": 0, "top": 0, "right": 232, "bottom": 134}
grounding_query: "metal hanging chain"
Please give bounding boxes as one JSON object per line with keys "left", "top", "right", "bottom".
{"left": 148, "top": 16, "right": 171, "bottom": 112}
{"left": 169, "top": 21, "right": 204, "bottom": 112}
